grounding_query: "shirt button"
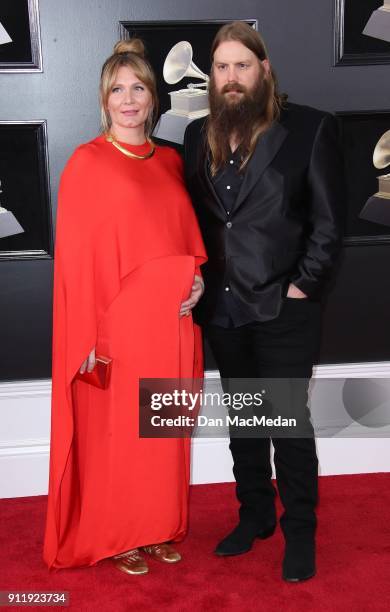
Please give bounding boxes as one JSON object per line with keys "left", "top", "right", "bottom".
{"left": 225, "top": 286, "right": 230, "bottom": 292}
{"left": 226, "top": 221, "right": 232, "bottom": 228}
{"left": 226, "top": 185, "right": 231, "bottom": 190}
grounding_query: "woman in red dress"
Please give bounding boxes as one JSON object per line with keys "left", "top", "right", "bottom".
{"left": 43, "top": 39, "right": 207, "bottom": 575}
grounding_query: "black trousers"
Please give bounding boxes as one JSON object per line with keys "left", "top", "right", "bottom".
{"left": 205, "top": 297, "right": 322, "bottom": 541}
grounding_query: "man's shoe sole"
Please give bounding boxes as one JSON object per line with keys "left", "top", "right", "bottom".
{"left": 283, "top": 570, "right": 316, "bottom": 582}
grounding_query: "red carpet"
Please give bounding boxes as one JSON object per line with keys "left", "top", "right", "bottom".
{"left": 1, "top": 474, "right": 390, "bottom": 611}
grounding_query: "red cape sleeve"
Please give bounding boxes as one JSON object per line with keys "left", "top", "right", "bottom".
{"left": 43, "top": 146, "right": 121, "bottom": 568}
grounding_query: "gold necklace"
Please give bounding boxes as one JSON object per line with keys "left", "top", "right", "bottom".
{"left": 105, "top": 134, "right": 155, "bottom": 160}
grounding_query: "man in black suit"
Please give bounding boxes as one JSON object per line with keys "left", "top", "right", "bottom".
{"left": 183, "top": 21, "right": 344, "bottom": 582}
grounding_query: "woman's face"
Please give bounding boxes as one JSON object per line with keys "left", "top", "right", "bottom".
{"left": 106, "top": 65, "right": 153, "bottom": 136}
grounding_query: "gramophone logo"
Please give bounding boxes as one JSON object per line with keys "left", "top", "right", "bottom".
{"left": 373, "top": 130, "right": 390, "bottom": 199}
{"left": 0, "top": 179, "right": 24, "bottom": 239}
{"left": 363, "top": 1, "right": 390, "bottom": 43}
{"left": 153, "top": 41, "right": 209, "bottom": 145}
{"left": 360, "top": 130, "right": 390, "bottom": 227}
{"left": 0, "top": 21, "right": 12, "bottom": 45}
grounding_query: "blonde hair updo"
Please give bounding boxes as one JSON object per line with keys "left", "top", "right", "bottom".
{"left": 99, "top": 38, "right": 159, "bottom": 138}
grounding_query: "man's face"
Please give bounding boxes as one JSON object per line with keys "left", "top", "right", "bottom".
{"left": 212, "top": 40, "right": 270, "bottom": 103}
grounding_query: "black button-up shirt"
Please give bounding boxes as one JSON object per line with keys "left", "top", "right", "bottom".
{"left": 208, "top": 149, "right": 254, "bottom": 328}
{"left": 212, "top": 148, "right": 243, "bottom": 214}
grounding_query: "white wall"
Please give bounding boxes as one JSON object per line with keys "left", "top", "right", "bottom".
{"left": 1, "top": 363, "right": 390, "bottom": 499}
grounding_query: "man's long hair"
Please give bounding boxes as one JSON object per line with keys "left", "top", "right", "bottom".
{"left": 206, "top": 22, "right": 287, "bottom": 176}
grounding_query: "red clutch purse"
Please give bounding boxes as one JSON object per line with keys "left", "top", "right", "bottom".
{"left": 74, "top": 355, "right": 112, "bottom": 389}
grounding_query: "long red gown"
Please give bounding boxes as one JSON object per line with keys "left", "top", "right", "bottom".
{"left": 43, "top": 135, "right": 207, "bottom": 569}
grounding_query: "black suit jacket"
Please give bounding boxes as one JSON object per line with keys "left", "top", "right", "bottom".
{"left": 183, "top": 102, "right": 345, "bottom": 324}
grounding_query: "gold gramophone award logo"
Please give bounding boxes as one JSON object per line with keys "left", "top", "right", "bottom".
{"left": 373, "top": 131, "right": 390, "bottom": 200}
{"left": 360, "top": 130, "right": 390, "bottom": 227}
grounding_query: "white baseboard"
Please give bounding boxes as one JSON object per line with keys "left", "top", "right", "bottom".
{"left": 1, "top": 362, "right": 390, "bottom": 498}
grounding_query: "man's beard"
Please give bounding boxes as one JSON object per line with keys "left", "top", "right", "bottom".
{"left": 208, "top": 73, "right": 271, "bottom": 156}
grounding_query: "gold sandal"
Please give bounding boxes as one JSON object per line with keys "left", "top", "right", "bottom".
{"left": 143, "top": 543, "right": 181, "bottom": 563}
{"left": 112, "top": 548, "right": 149, "bottom": 575}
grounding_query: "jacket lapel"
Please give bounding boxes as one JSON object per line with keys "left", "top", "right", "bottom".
{"left": 190, "top": 121, "right": 227, "bottom": 221}
{"left": 232, "top": 120, "right": 289, "bottom": 214}
{"left": 203, "top": 154, "right": 228, "bottom": 220}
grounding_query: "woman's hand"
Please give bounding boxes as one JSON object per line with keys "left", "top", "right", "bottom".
{"left": 79, "top": 347, "right": 96, "bottom": 374}
{"left": 180, "top": 275, "right": 205, "bottom": 317}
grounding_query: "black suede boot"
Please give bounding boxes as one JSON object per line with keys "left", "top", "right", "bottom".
{"left": 282, "top": 538, "right": 316, "bottom": 582}
{"left": 214, "top": 521, "right": 276, "bottom": 556}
